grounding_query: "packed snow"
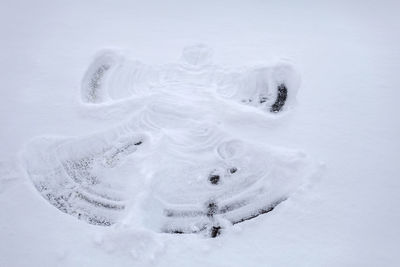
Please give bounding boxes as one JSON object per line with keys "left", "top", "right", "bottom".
{"left": 1, "top": 0, "right": 399, "bottom": 266}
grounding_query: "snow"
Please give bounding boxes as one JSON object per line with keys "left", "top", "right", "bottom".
{"left": 1, "top": 0, "right": 400, "bottom": 266}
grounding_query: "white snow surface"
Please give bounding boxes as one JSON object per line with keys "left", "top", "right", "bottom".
{"left": 1, "top": 0, "right": 400, "bottom": 266}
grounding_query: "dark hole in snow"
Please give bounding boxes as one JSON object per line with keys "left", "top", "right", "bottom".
{"left": 270, "top": 83, "right": 287, "bottom": 113}
{"left": 210, "top": 226, "right": 222, "bottom": 238}
{"left": 229, "top": 167, "right": 237, "bottom": 174}
{"left": 134, "top": 141, "right": 142, "bottom": 146}
{"left": 209, "top": 174, "right": 220, "bottom": 185}
{"left": 259, "top": 96, "right": 268, "bottom": 104}
{"left": 206, "top": 201, "right": 218, "bottom": 217}
{"left": 170, "top": 230, "right": 184, "bottom": 234}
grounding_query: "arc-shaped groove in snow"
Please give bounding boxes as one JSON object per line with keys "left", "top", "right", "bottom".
{"left": 81, "top": 51, "right": 120, "bottom": 103}
{"left": 151, "top": 137, "right": 313, "bottom": 238}
{"left": 24, "top": 133, "right": 145, "bottom": 226}
{"left": 161, "top": 197, "right": 287, "bottom": 237}
{"left": 270, "top": 83, "right": 288, "bottom": 113}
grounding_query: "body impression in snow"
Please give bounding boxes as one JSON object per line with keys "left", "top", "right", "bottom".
{"left": 22, "top": 45, "right": 315, "bottom": 238}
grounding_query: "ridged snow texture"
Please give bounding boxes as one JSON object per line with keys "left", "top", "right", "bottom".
{"left": 23, "top": 45, "right": 313, "bottom": 237}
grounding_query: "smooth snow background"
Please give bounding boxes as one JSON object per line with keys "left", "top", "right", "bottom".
{"left": 1, "top": 0, "right": 399, "bottom": 266}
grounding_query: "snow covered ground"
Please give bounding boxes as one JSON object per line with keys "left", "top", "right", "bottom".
{"left": 1, "top": 0, "right": 399, "bottom": 266}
